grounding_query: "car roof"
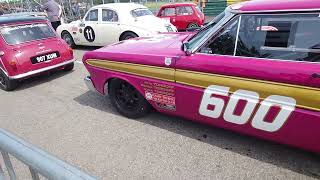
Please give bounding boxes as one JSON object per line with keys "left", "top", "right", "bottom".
{"left": 161, "top": 3, "right": 196, "bottom": 8}
{"left": 2, "top": 12, "right": 47, "bottom": 17}
{"left": 0, "top": 16, "right": 47, "bottom": 25}
{"left": 233, "top": 0, "right": 320, "bottom": 12}
{"left": 93, "top": 3, "right": 147, "bottom": 11}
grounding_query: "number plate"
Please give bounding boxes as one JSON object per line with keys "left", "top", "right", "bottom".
{"left": 31, "top": 52, "right": 60, "bottom": 64}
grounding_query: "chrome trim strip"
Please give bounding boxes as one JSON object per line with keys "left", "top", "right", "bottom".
{"left": 233, "top": 15, "right": 241, "bottom": 56}
{"left": 190, "top": 8, "right": 235, "bottom": 54}
{"left": 8, "top": 59, "right": 75, "bottom": 79}
{"left": 196, "top": 52, "right": 320, "bottom": 64}
{"left": 84, "top": 76, "right": 96, "bottom": 92}
{"left": 234, "top": 8, "right": 320, "bottom": 14}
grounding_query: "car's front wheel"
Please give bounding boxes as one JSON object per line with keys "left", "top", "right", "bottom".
{"left": 0, "top": 70, "right": 17, "bottom": 91}
{"left": 62, "top": 31, "right": 76, "bottom": 48}
{"left": 120, "top": 32, "right": 138, "bottom": 41}
{"left": 109, "top": 79, "right": 151, "bottom": 119}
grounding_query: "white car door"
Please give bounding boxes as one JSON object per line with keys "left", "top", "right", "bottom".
{"left": 79, "top": 8, "right": 101, "bottom": 46}
{"left": 96, "top": 8, "right": 123, "bottom": 45}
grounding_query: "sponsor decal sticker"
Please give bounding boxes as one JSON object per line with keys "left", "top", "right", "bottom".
{"left": 164, "top": 57, "right": 172, "bottom": 66}
{"left": 142, "top": 81, "right": 176, "bottom": 111}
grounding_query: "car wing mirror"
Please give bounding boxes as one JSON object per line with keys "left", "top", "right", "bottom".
{"left": 183, "top": 42, "right": 192, "bottom": 56}
{"left": 79, "top": 20, "right": 85, "bottom": 27}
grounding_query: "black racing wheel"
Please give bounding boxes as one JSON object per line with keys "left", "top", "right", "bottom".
{"left": 109, "top": 79, "right": 151, "bottom": 119}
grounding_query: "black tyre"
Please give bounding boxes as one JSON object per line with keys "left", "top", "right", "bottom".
{"left": 63, "top": 62, "right": 74, "bottom": 72}
{"left": 109, "top": 79, "right": 151, "bottom": 119}
{"left": 187, "top": 22, "right": 199, "bottom": 29}
{"left": 0, "top": 70, "right": 18, "bottom": 91}
{"left": 62, "top": 31, "right": 76, "bottom": 48}
{"left": 120, "top": 32, "right": 138, "bottom": 41}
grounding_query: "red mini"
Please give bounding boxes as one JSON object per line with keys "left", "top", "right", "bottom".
{"left": 0, "top": 16, "right": 75, "bottom": 91}
{"left": 157, "top": 3, "right": 205, "bottom": 31}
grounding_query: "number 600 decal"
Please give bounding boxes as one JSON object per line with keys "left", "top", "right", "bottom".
{"left": 199, "top": 85, "right": 296, "bottom": 132}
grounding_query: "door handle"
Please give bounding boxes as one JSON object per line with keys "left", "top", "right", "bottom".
{"left": 311, "top": 73, "right": 320, "bottom": 78}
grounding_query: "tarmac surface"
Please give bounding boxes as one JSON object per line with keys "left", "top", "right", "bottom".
{"left": 0, "top": 47, "right": 319, "bottom": 180}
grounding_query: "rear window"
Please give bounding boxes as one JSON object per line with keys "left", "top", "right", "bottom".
{"left": 0, "top": 23, "right": 56, "bottom": 45}
{"left": 131, "top": 8, "right": 153, "bottom": 17}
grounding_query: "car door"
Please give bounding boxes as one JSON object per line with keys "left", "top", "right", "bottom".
{"left": 175, "top": 6, "right": 193, "bottom": 29}
{"left": 78, "top": 8, "right": 100, "bottom": 46}
{"left": 158, "top": 7, "right": 176, "bottom": 28}
{"left": 96, "top": 8, "right": 122, "bottom": 45}
{"left": 175, "top": 13, "right": 320, "bottom": 151}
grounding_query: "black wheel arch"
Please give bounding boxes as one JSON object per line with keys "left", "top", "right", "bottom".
{"left": 105, "top": 77, "right": 147, "bottom": 102}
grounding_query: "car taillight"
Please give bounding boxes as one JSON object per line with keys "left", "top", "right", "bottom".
{"left": 9, "top": 59, "right": 17, "bottom": 71}
{"left": 68, "top": 47, "right": 73, "bottom": 57}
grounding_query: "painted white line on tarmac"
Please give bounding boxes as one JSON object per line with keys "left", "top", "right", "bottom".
{"left": 75, "top": 60, "right": 83, "bottom": 64}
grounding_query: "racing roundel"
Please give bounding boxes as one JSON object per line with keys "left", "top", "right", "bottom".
{"left": 84, "top": 26, "right": 95, "bottom": 42}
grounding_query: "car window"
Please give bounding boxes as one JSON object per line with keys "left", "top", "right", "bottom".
{"left": 236, "top": 14, "right": 320, "bottom": 63}
{"left": 188, "top": 11, "right": 227, "bottom": 49}
{"left": 161, "top": 7, "right": 175, "bottom": 16}
{"left": 85, "top": 9, "right": 98, "bottom": 21}
{"left": 102, "top": 9, "right": 118, "bottom": 22}
{"left": 0, "top": 23, "right": 56, "bottom": 45}
{"left": 131, "top": 8, "right": 153, "bottom": 17}
{"left": 199, "top": 16, "right": 240, "bottom": 56}
{"left": 176, "top": 6, "right": 193, "bottom": 16}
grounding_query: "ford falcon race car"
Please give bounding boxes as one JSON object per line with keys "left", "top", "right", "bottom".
{"left": 83, "top": 0, "right": 320, "bottom": 153}
{"left": 57, "top": 3, "right": 177, "bottom": 47}
{"left": 0, "top": 16, "right": 74, "bottom": 91}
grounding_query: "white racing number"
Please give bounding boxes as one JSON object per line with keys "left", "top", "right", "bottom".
{"left": 199, "top": 85, "right": 296, "bottom": 132}
{"left": 84, "top": 26, "right": 95, "bottom": 42}
{"left": 86, "top": 29, "right": 93, "bottom": 40}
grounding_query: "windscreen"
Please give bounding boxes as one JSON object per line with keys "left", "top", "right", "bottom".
{"left": 0, "top": 23, "right": 56, "bottom": 45}
{"left": 131, "top": 8, "right": 153, "bottom": 17}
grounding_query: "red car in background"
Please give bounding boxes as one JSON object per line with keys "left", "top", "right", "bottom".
{"left": 0, "top": 16, "right": 75, "bottom": 91}
{"left": 157, "top": 3, "right": 205, "bottom": 31}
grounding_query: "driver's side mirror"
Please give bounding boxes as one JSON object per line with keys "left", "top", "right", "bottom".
{"left": 183, "top": 42, "right": 192, "bottom": 56}
{"left": 79, "top": 20, "right": 85, "bottom": 27}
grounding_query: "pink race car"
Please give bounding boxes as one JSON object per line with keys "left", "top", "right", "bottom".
{"left": 0, "top": 16, "right": 74, "bottom": 91}
{"left": 83, "top": 0, "right": 320, "bottom": 153}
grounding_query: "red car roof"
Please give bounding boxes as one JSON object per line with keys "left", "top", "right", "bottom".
{"left": 233, "top": 0, "right": 320, "bottom": 12}
{"left": 161, "top": 3, "right": 196, "bottom": 8}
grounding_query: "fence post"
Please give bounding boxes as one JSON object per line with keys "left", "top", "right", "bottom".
{"left": 29, "top": 167, "right": 40, "bottom": 180}
{"left": 1, "top": 151, "right": 16, "bottom": 180}
{"left": 0, "top": 163, "right": 5, "bottom": 180}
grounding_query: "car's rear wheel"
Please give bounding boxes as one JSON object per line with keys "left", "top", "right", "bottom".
{"left": 0, "top": 70, "right": 17, "bottom": 91}
{"left": 187, "top": 23, "right": 199, "bottom": 29}
{"left": 63, "top": 62, "right": 74, "bottom": 72}
{"left": 62, "top": 31, "right": 76, "bottom": 48}
{"left": 109, "top": 79, "right": 151, "bottom": 119}
{"left": 120, "top": 32, "right": 138, "bottom": 41}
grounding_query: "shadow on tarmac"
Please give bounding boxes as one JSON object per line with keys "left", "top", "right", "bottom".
{"left": 74, "top": 90, "right": 320, "bottom": 179}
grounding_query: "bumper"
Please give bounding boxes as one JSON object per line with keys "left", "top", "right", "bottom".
{"left": 84, "top": 76, "right": 96, "bottom": 92}
{"left": 8, "top": 59, "right": 76, "bottom": 80}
